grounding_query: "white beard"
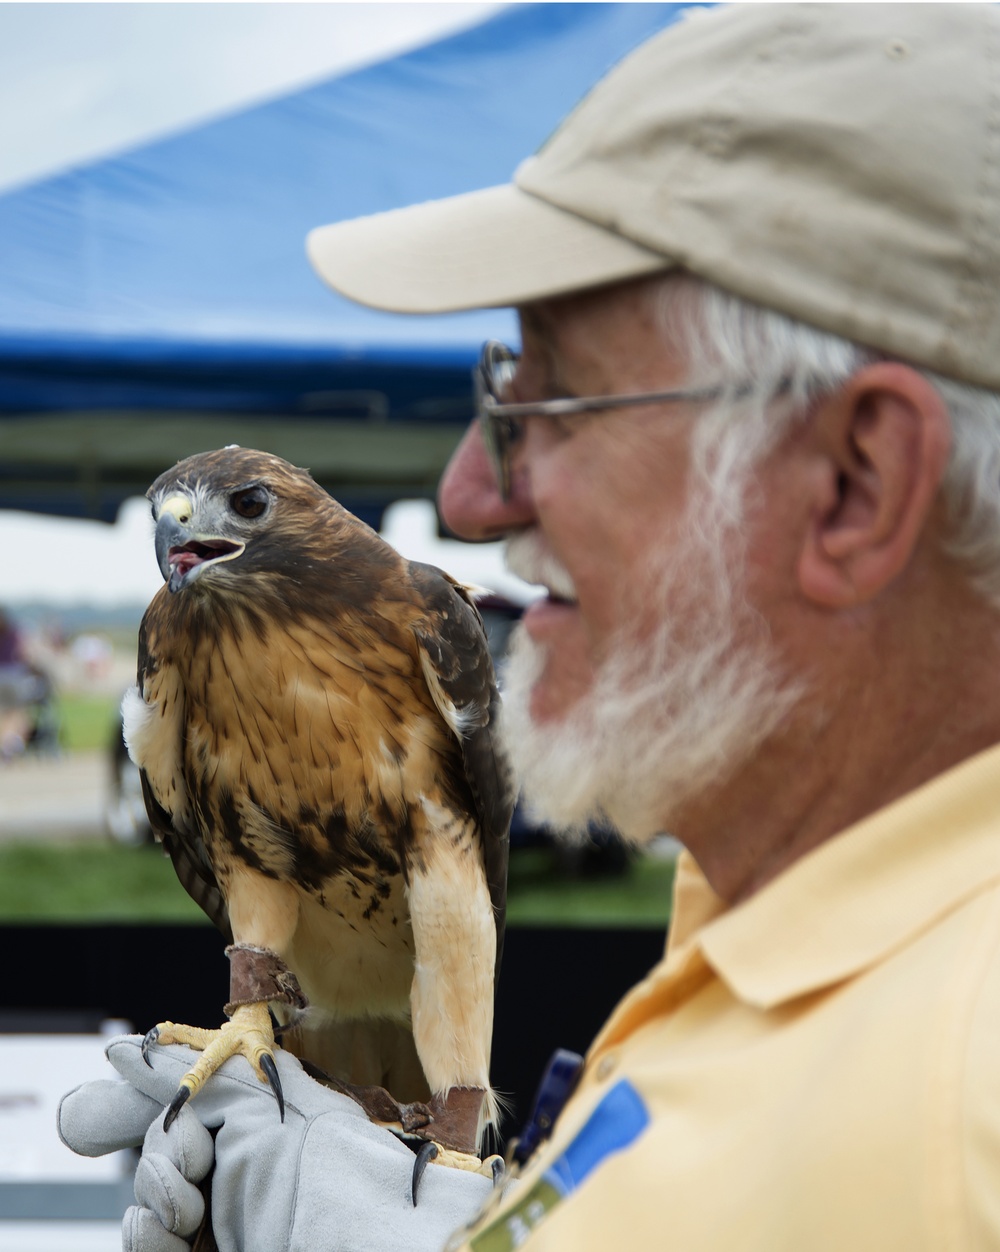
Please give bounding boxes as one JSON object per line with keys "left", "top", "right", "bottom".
{"left": 500, "top": 486, "right": 805, "bottom": 846}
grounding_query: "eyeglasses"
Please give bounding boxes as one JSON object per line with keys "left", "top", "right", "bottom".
{"left": 474, "top": 340, "right": 728, "bottom": 500}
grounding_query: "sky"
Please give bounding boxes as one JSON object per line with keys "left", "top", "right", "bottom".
{"left": 0, "top": 2, "right": 506, "bottom": 608}
{"left": 0, "top": 3, "right": 501, "bottom": 193}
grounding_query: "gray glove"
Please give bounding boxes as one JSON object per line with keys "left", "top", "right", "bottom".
{"left": 58, "top": 1035, "right": 492, "bottom": 1252}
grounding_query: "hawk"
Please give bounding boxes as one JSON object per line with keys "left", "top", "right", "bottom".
{"left": 124, "top": 446, "right": 513, "bottom": 1192}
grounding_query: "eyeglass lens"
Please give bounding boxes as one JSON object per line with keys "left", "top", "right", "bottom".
{"left": 479, "top": 345, "right": 519, "bottom": 499}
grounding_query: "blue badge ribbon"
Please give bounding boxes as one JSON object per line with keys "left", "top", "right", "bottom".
{"left": 469, "top": 1079, "right": 650, "bottom": 1251}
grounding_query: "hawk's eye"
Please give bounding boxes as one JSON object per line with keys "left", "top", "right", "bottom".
{"left": 230, "top": 487, "right": 269, "bottom": 519}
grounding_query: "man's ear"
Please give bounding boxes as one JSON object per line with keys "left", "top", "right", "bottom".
{"left": 797, "top": 363, "right": 952, "bottom": 608}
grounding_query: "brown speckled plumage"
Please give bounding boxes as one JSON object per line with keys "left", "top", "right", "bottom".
{"left": 129, "top": 447, "right": 513, "bottom": 1111}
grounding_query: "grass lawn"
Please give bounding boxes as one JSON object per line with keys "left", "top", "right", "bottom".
{"left": 0, "top": 839, "right": 675, "bottom": 927}
{"left": 53, "top": 691, "right": 121, "bottom": 754}
{"left": 0, "top": 840, "right": 208, "bottom": 922}
{"left": 506, "top": 845, "right": 674, "bottom": 927}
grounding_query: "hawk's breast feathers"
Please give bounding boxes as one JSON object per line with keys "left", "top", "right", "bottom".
{"left": 127, "top": 449, "right": 513, "bottom": 1048}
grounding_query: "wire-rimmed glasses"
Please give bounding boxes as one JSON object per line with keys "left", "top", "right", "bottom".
{"left": 474, "top": 340, "right": 727, "bottom": 500}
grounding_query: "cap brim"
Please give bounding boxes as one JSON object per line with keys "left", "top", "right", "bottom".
{"left": 306, "top": 183, "right": 673, "bottom": 315}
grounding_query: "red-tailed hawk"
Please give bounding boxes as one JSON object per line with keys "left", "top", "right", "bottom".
{"left": 124, "top": 446, "right": 513, "bottom": 1195}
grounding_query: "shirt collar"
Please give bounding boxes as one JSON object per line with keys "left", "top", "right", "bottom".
{"left": 678, "top": 743, "right": 1000, "bottom": 1009}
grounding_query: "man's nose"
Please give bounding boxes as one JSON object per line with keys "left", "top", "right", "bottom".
{"left": 437, "top": 420, "right": 534, "bottom": 541}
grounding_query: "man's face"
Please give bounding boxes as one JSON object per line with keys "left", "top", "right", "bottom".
{"left": 492, "top": 279, "right": 803, "bottom": 842}
{"left": 504, "top": 282, "right": 700, "bottom": 723}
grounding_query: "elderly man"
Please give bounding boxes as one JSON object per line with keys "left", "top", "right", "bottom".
{"left": 60, "top": 4, "right": 1000, "bottom": 1250}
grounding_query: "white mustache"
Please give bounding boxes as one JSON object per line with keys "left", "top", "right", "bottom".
{"left": 504, "top": 531, "right": 578, "bottom": 602}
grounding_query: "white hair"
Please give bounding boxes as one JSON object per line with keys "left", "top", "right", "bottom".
{"left": 650, "top": 273, "right": 1000, "bottom": 608}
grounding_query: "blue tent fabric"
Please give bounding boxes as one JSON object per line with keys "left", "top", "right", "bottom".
{"left": 0, "top": 2, "right": 695, "bottom": 405}
{"left": 0, "top": 3, "right": 694, "bottom": 415}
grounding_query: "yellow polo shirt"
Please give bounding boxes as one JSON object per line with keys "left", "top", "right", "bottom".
{"left": 457, "top": 744, "right": 1000, "bottom": 1251}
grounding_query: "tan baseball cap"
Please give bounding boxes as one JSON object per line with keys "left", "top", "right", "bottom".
{"left": 307, "top": 3, "right": 1000, "bottom": 389}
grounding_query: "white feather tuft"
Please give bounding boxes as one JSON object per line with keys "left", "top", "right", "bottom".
{"left": 120, "top": 685, "right": 155, "bottom": 767}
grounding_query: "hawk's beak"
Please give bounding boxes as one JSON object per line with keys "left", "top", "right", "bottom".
{"left": 154, "top": 500, "right": 245, "bottom": 594}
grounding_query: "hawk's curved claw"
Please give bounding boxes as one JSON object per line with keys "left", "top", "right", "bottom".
{"left": 491, "top": 1157, "right": 504, "bottom": 1188}
{"left": 141, "top": 1026, "right": 160, "bottom": 1068}
{"left": 411, "top": 1141, "right": 438, "bottom": 1206}
{"left": 163, "top": 1084, "right": 191, "bottom": 1132}
{"left": 260, "top": 1051, "right": 284, "bottom": 1121}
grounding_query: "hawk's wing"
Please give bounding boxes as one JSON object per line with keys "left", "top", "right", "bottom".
{"left": 408, "top": 561, "right": 515, "bottom": 979}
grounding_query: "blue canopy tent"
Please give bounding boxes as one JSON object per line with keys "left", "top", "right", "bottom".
{"left": 0, "top": 3, "right": 692, "bottom": 524}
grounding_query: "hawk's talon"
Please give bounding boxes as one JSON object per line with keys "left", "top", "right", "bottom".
{"left": 411, "top": 1141, "right": 438, "bottom": 1205}
{"left": 146, "top": 1002, "right": 279, "bottom": 1123}
{"left": 260, "top": 1051, "right": 284, "bottom": 1121}
{"left": 491, "top": 1157, "right": 505, "bottom": 1188}
{"left": 141, "top": 1027, "right": 160, "bottom": 1067}
{"left": 163, "top": 1084, "right": 191, "bottom": 1133}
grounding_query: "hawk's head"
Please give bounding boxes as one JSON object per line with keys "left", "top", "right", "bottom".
{"left": 147, "top": 446, "right": 343, "bottom": 595}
